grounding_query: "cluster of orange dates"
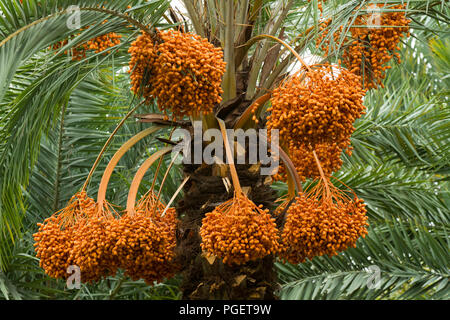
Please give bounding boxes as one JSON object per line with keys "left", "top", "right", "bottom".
{"left": 33, "top": 191, "right": 177, "bottom": 284}
{"left": 200, "top": 193, "right": 280, "bottom": 265}
{"left": 129, "top": 29, "right": 226, "bottom": 119}
{"left": 280, "top": 177, "right": 368, "bottom": 264}
{"left": 199, "top": 176, "right": 368, "bottom": 265}
{"left": 267, "top": 64, "right": 366, "bottom": 182}
{"left": 52, "top": 25, "right": 121, "bottom": 61}
{"left": 111, "top": 190, "right": 179, "bottom": 284}
{"left": 317, "top": 3, "right": 411, "bottom": 89}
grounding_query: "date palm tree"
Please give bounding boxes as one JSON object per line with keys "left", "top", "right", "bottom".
{"left": 0, "top": 0, "right": 448, "bottom": 300}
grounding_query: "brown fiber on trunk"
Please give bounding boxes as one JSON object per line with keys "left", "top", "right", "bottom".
{"left": 175, "top": 162, "right": 279, "bottom": 300}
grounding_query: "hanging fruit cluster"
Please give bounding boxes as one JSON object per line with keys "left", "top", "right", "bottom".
{"left": 128, "top": 31, "right": 156, "bottom": 105}
{"left": 198, "top": 153, "right": 368, "bottom": 265}
{"left": 197, "top": 149, "right": 369, "bottom": 266}
{"left": 317, "top": 3, "right": 410, "bottom": 89}
{"left": 68, "top": 201, "right": 120, "bottom": 283}
{"left": 128, "top": 29, "right": 226, "bottom": 119}
{"left": 86, "top": 31, "right": 122, "bottom": 54}
{"left": 51, "top": 39, "right": 87, "bottom": 61}
{"left": 262, "top": 46, "right": 369, "bottom": 264}
{"left": 111, "top": 191, "right": 179, "bottom": 284}
{"left": 33, "top": 190, "right": 178, "bottom": 284}
{"left": 279, "top": 176, "right": 368, "bottom": 264}
{"left": 34, "top": 191, "right": 96, "bottom": 279}
{"left": 52, "top": 23, "right": 121, "bottom": 61}
{"left": 200, "top": 193, "right": 280, "bottom": 265}
{"left": 267, "top": 64, "right": 365, "bottom": 181}
{"left": 268, "top": 65, "right": 365, "bottom": 147}
{"left": 275, "top": 141, "right": 347, "bottom": 182}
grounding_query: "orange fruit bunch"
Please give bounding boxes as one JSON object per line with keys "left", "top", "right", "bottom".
{"left": 279, "top": 176, "right": 368, "bottom": 264}
{"left": 86, "top": 31, "right": 121, "bottom": 55}
{"left": 33, "top": 191, "right": 95, "bottom": 279}
{"left": 275, "top": 141, "right": 349, "bottom": 182}
{"left": 34, "top": 189, "right": 179, "bottom": 285}
{"left": 51, "top": 39, "right": 89, "bottom": 61}
{"left": 317, "top": 4, "right": 410, "bottom": 89}
{"left": 110, "top": 191, "right": 179, "bottom": 284}
{"left": 51, "top": 22, "right": 121, "bottom": 61}
{"left": 268, "top": 65, "right": 366, "bottom": 147}
{"left": 68, "top": 201, "right": 120, "bottom": 283}
{"left": 128, "top": 29, "right": 226, "bottom": 119}
{"left": 267, "top": 64, "right": 365, "bottom": 181}
{"left": 128, "top": 31, "right": 157, "bottom": 105}
{"left": 200, "top": 193, "right": 280, "bottom": 265}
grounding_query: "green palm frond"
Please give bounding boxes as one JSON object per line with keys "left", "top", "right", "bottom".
{"left": 350, "top": 89, "right": 449, "bottom": 173}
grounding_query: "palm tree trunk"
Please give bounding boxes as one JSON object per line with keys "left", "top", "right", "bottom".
{"left": 175, "top": 162, "right": 279, "bottom": 300}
